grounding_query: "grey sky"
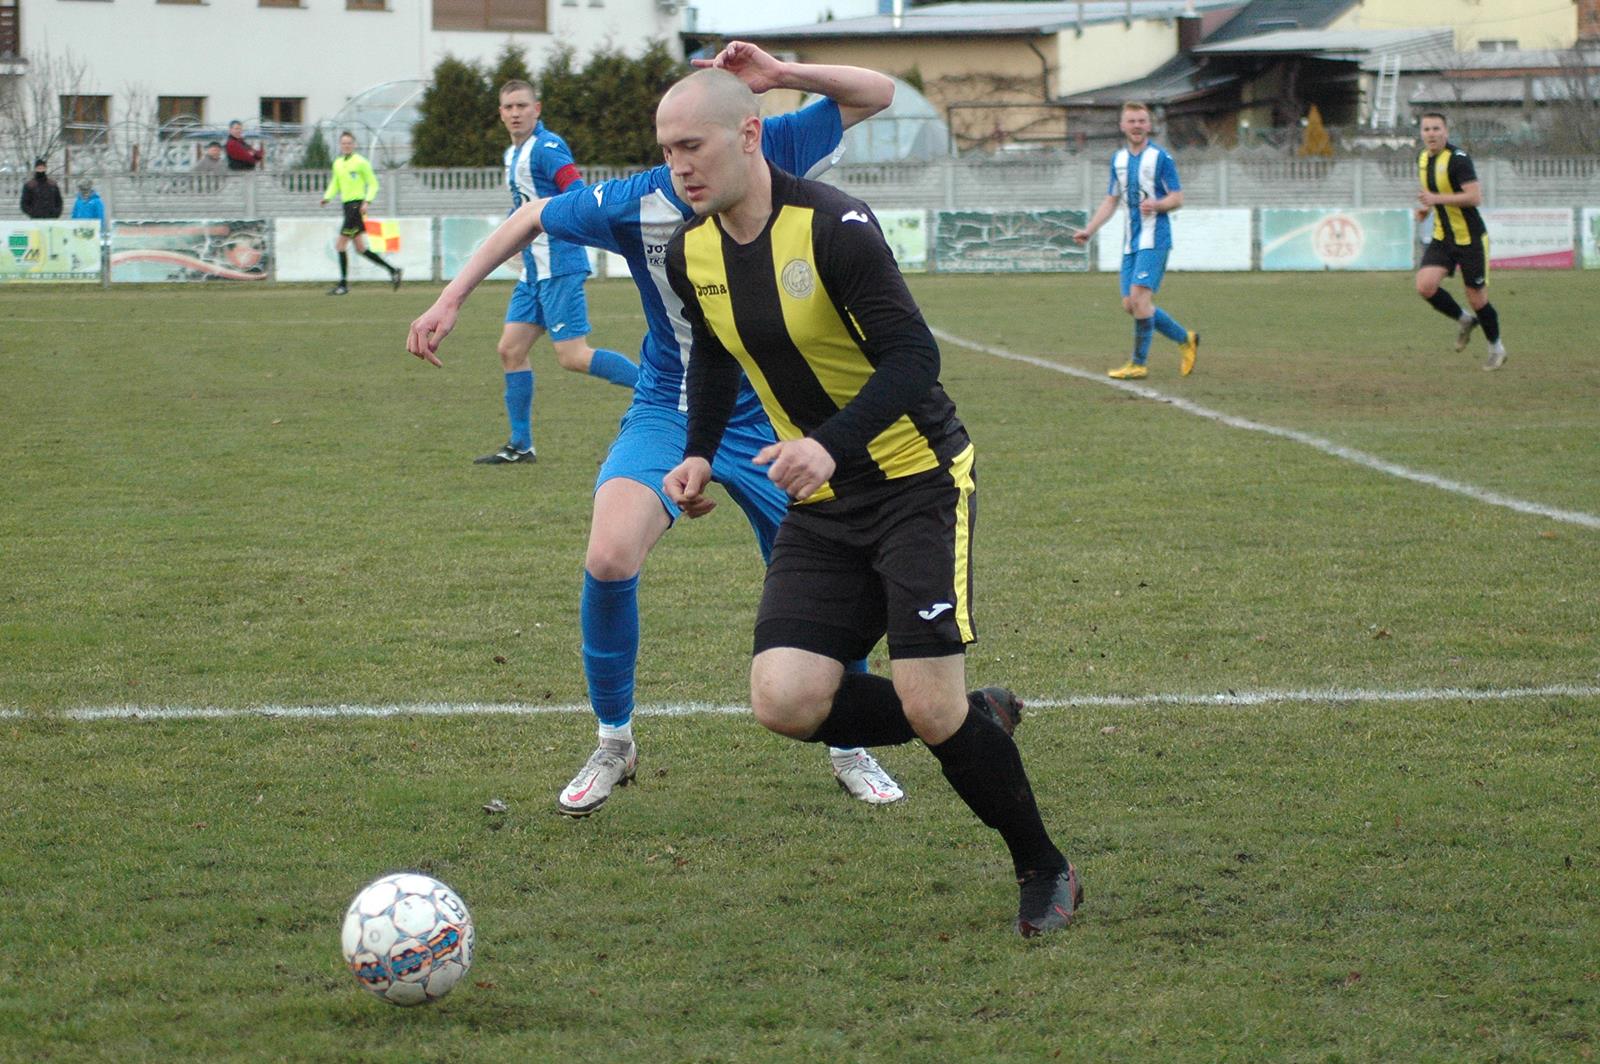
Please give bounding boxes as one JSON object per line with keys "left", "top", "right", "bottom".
{"left": 687, "top": 0, "right": 880, "bottom": 33}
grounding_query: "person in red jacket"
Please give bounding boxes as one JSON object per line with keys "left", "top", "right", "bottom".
{"left": 225, "top": 121, "right": 264, "bottom": 170}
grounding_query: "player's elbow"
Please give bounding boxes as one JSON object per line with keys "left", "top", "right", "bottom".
{"left": 868, "top": 73, "right": 896, "bottom": 116}
{"left": 1167, "top": 191, "right": 1184, "bottom": 211}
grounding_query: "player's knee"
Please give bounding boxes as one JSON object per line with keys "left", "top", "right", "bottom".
{"left": 749, "top": 665, "right": 829, "bottom": 739}
{"left": 553, "top": 342, "right": 593, "bottom": 373}
{"left": 897, "top": 691, "right": 965, "bottom": 743}
{"left": 495, "top": 338, "right": 530, "bottom": 368}
{"left": 1121, "top": 297, "right": 1136, "bottom": 315}
{"left": 583, "top": 545, "right": 640, "bottom": 583}
{"left": 1415, "top": 275, "right": 1437, "bottom": 298}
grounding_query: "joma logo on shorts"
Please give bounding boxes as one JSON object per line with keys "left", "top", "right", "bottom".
{"left": 696, "top": 282, "right": 728, "bottom": 297}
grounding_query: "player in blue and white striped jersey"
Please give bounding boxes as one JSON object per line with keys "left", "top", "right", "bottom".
{"left": 475, "top": 80, "right": 637, "bottom": 466}
{"left": 1074, "top": 102, "right": 1200, "bottom": 380}
{"left": 409, "top": 43, "right": 906, "bottom": 815}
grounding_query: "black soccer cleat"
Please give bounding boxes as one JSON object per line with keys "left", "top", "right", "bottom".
{"left": 1016, "top": 863, "right": 1083, "bottom": 938}
{"left": 968, "top": 686, "right": 1024, "bottom": 737}
{"left": 328, "top": 284, "right": 349, "bottom": 296}
{"left": 474, "top": 442, "right": 536, "bottom": 465}
{"left": 391, "top": 267, "right": 404, "bottom": 291}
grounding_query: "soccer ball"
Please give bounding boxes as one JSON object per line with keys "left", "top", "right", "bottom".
{"left": 341, "top": 872, "right": 475, "bottom": 1006}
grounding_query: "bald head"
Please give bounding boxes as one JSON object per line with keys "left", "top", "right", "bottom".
{"left": 658, "top": 68, "right": 759, "bottom": 133}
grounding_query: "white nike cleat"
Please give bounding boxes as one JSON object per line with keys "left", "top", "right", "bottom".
{"left": 557, "top": 739, "right": 637, "bottom": 817}
{"left": 1455, "top": 315, "right": 1480, "bottom": 353}
{"left": 832, "top": 750, "right": 905, "bottom": 805}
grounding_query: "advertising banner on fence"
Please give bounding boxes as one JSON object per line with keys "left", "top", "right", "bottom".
{"left": 1, "top": 219, "right": 102, "bottom": 282}
{"left": 1094, "top": 209, "right": 1253, "bottom": 272}
{"left": 440, "top": 216, "right": 543, "bottom": 282}
{"left": 110, "top": 220, "right": 270, "bottom": 282}
{"left": 1259, "top": 209, "right": 1413, "bottom": 271}
{"left": 273, "top": 216, "right": 432, "bottom": 283}
{"left": 933, "top": 210, "right": 1088, "bottom": 272}
{"left": 876, "top": 209, "right": 929, "bottom": 273}
{"left": 1583, "top": 208, "right": 1600, "bottom": 269}
{"left": 1480, "top": 208, "right": 1573, "bottom": 269}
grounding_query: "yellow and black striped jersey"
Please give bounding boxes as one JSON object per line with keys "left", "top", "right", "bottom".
{"left": 668, "top": 164, "right": 969, "bottom": 504}
{"left": 1419, "top": 143, "right": 1486, "bottom": 247}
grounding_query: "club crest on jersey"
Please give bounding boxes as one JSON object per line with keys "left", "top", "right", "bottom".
{"left": 696, "top": 281, "right": 728, "bottom": 297}
{"left": 780, "top": 259, "right": 815, "bottom": 299}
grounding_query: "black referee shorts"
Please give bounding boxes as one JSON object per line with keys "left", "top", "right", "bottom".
{"left": 340, "top": 200, "right": 367, "bottom": 238}
{"left": 754, "top": 445, "right": 978, "bottom": 663}
{"left": 1421, "top": 235, "right": 1489, "bottom": 289}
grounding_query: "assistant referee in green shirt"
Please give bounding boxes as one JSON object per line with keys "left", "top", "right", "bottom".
{"left": 321, "top": 131, "right": 401, "bottom": 295}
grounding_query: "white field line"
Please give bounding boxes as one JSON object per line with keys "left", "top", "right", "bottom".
{"left": 2, "top": 684, "right": 1596, "bottom": 722}
{"left": 931, "top": 327, "right": 1600, "bottom": 531}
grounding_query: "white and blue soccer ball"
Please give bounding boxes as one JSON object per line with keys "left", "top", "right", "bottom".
{"left": 341, "top": 872, "right": 475, "bottom": 1006}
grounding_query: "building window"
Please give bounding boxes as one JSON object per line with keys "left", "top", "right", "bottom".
{"left": 432, "top": 0, "right": 546, "bottom": 32}
{"left": 158, "top": 95, "right": 206, "bottom": 129}
{"left": 60, "top": 95, "right": 110, "bottom": 145}
{"left": 156, "top": 0, "right": 206, "bottom": 6}
{"left": 1477, "top": 39, "right": 1518, "bottom": 52}
{"left": 260, "top": 97, "right": 304, "bottom": 127}
{"left": 259, "top": 0, "right": 302, "bottom": 8}
{"left": 347, "top": 0, "right": 386, "bottom": 8}
{"left": 0, "top": 0, "right": 18, "bottom": 60}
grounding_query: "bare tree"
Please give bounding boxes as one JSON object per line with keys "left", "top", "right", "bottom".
{"left": 0, "top": 44, "right": 89, "bottom": 166}
{"left": 1544, "top": 46, "right": 1600, "bottom": 154}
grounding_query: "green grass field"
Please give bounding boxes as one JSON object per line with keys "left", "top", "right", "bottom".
{"left": 3, "top": 273, "right": 1597, "bottom": 1061}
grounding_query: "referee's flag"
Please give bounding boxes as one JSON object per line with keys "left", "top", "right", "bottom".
{"left": 364, "top": 218, "right": 401, "bottom": 253}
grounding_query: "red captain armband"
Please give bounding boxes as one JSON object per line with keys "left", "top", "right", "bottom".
{"left": 554, "top": 164, "right": 583, "bottom": 192}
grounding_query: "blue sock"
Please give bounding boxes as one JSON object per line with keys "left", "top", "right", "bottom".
{"left": 587, "top": 348, "right": 639, "bottom": 389}
{"left": 581, "top": 572, "right": 639, "bottom": 728}
{"left": 1133, "top": 317, "right": 1154, "bottom": 365}
{"left": 1152, "top": 307, "right": 1188, "bottom": 343}
{"left": 504, "top": 370, "right": 533, "bottom": 450}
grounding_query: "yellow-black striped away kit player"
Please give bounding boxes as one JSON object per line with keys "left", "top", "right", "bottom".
{"left": 658, "top": 68, "right": 1080, "bottom": 937}
{"left": 1414, "top": 111, "right": 1507, "bottom": 370}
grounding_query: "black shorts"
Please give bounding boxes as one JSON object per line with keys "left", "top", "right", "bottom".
{"left": 1421, "top": 236, "right": 1488, "bottom": 288}
{"left": 754, "top": 445, "right": 977, "bottom": 663}
{"left": 341, "top": 201, "right": 367, "bottom": 238}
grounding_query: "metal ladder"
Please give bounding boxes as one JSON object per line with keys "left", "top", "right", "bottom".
{"left": 1370, "top": 52, "right": 1402, "bottom": 129}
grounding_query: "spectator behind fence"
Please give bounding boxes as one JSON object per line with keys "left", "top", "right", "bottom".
{"left": 71, "top": 179, "right": 106, "bottom": 229}
{"left": 194, "top": 141, "right": 227, "bottom": 174}
{"left": 21, "top": 158, "right": 64, "bottom": 219}
{"left": 225, "top": 121, "right": 264, "bottom": 170}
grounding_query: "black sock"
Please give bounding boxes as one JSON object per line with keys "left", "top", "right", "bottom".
{"left": 805, "top": 673, "right": 918, "bottom": 747}
{"left": 928, "top": 708, "right": 1065, "bottom": 879}
{"left": 338, "top": 250, "right": 348, "bottom": 284}
{"left": 362, "top": 248, "right": 396, "bottom": 274}
{"left": 1424, "top": 288, "right": 1465, "bottom": 321}
{"left": 1477, "top": 302, "right": 1500, "bottom": 343}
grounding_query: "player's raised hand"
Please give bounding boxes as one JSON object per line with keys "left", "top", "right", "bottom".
{"left": 693, "top": 41, "right": 786, "bottom": 94}
{"left": 663, "top": 457, "right": 717, "bottom": 518}
{"left": 753, "top": 438, "right": 834, "bottom": 501}
{"left": 407, "top": 300, "right": 459, "bottom": 367}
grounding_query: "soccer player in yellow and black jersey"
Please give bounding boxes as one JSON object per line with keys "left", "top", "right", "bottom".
{"left": 1415, "top": 112, "right": 1507, "bottom": 370}
{"left": 659, "top": 68, "right": 1080, "bottom": 937}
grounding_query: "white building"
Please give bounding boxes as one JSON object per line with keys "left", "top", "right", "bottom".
{"left": 1, "top": 0, "right": 682, "bottom": 164}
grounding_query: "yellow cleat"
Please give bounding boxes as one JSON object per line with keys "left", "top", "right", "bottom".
{"left": 1180, "top": 331, "right": 1200, "bottom": 376}
{"left": 1108, "top": 362, "right": 1148, "bottom": 380}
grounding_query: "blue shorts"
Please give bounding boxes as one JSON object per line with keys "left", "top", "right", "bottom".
{"left": 596, "top": 400, "right": 788, "bottom": 563}
{"left": 504, "top": 274, "right": 590, "bottom": 341}
{"left": 1120, "top": 249, "right": 1170, "bottom": 296}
